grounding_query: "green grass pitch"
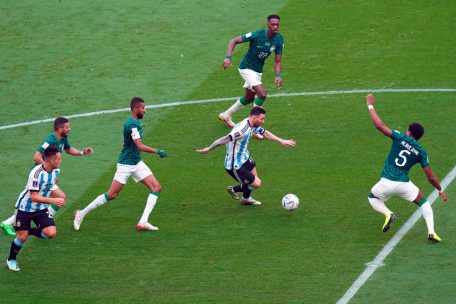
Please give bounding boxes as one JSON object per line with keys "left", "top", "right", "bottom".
{"left": 1, "top": 1, "right": 455, "bottom": 303}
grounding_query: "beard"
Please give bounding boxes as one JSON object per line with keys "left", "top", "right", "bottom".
{"left": 137, "top": 113, "right": 144, "bottom": 119}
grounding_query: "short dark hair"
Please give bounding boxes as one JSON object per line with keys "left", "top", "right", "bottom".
{"left": 130, "top": 97, "right": 144, "bottom": 110}
{"left": 54, "top": 117, "right": 69, "bottom": 130}
{"left": 250, "top": 107, "right": 266, "bottom": 116}
{"left": 44, "top": 146, "right": 59, "bottom": 160}
{"left": 408, "top": 122, "right": 424, "bottom": 140}
{"left": 267, "top": 14, "right": 280, "bottom": 21}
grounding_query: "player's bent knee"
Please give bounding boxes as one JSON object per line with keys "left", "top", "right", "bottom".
{"left": 43, "top": 227, "right": 57, "bottom": 239}
{"left": 45, "top": 232, "right": 56, "bottom": 239}
{"left": 16, "top": 235, "right": 28, "bottom": 243}
{"left": 258, "top": 93, "right": 267, "bottom": 100}
{"left": 153, "top": 184, "right": 161, "bottom": 193}
{"left": 251, "top": 178, "right": 261, "bottom": 189}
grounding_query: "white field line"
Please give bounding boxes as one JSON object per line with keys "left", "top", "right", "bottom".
{"left": 336, "top": 165, "right": 456, "bottom": 304}
{"left": 1, "top": 88, "right": 455, "bottom": 131}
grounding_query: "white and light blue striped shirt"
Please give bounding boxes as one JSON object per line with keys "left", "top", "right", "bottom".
{"left": 15, "top": 165, "right": 60, "bottom": 212}
{"left": 224, "top": 118, "right": 265, "bottom": 170}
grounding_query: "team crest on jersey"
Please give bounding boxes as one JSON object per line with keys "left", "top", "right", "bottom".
{"left": 234, "top": 132, "right": 241, "bottom": 138}
{"left": 33, "top": 181, "right": 38, "bottom": 187}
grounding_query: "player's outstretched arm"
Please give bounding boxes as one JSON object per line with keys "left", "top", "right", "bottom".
{"left": 423, "top": 166, "right": 448, "bottom": 201}
{"left": 133, "top": 139, "right": 167, "bottom": 158}
{"left": 65, "top": 147, "right": 94, "bottom": 156}
{"left": 197, "top": 135, "right": 232, "bottom": 154}
{"left": 262, "top": 130, "right": 296, "bottom": 148}
{"left": 222, "top": 36, "right": 243, "bottom": 70}
{"left": 366, "top": 93, "right": 392, "bottom": 137}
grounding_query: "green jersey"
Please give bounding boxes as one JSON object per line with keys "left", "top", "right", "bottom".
{"left": 118, "top": 116, "right": 143, "bottom": 165}
{"left": 381, "top": 130, "right": 429, "bottom": 182}
{"left": 239, "top": 29, "right": 284, "bottom": 73}
{"left": 37, "top": 133, "right": 71, "bottom": 155}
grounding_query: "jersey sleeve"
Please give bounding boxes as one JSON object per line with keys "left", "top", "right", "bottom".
{"left": 63, "top": 137, "right": 71, "bottom": 150}
{"left": 390, "top": 130, "right": 401, "bottom": 140}
{"left": 131, "top": 128, "right": 141, "bottom": 140}
{"left": 229, "top": 124, "right": 250, "bottom": 141}
{"left": 27, "top": 168, "right": 41, "bottom": 191}
{"left": 253, "top": 126, "right": 265, "bottom": 134}
{"left": 275, "top": 36, "right": 284, "bottom": 55}
{"left": 37, "top": 141, "right": 49, "bottom": 154}
{"left": 241, "top": 30, "right": 260, "bottom": 42}
{"left": 128, "top": 123, "right": 141, "bottom": 140}
{"left": 420, "top": 150, "right": 430, "bottom": 168}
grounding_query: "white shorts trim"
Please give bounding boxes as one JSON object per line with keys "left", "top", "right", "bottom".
{"left": 113, "top": 161, "right": 153, "bottom": 184}
{"left": 371, "top": 178, "right": 419, "bottom": 202}
{"left": 239, "top": 68, "right": 262, "bottom": 91}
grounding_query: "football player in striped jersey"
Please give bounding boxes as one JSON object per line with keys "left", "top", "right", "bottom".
{"left": 198, "top": 107, "right": 295, "bottom": 205}
{"left": 6, "top": 146, "right": 66, "bottom": 271}
{"left": 1, "top": 117, "right": 94, "bottom": 237}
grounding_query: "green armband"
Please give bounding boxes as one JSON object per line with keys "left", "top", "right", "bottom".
{"left": 275, "top": 73, "right": 281, "bottom": 77}
{"left": 225, "top": 55, "right": 232, "bottom": 59}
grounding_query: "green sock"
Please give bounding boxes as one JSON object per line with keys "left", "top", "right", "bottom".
{"left": 239, "top": 96, "right": 249, "bottom": 105}
{"left": 254, "top": 97, "right": 265, "bottom": 106}
{"left": 50, "top": 204, "right": 60, "bottom": 211}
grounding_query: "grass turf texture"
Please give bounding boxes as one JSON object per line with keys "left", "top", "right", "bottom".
{"left": 1, "top": 1, "right": 455, "bottom": 303}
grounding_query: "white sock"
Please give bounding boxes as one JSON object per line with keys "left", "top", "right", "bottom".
{"left": 421, "top": 202, "right": 435, "bottom": 234}
{"left": 79, "top": 194, "right": 108, "bottom": 218}
{"left": 368, "top": 197, "right": 392, "bottom": 217}
{"left": 139, "top": 193, "right": 158, "bottom": 224}
{"left": 224, "top": 99, "right": 245, "bottom": 117}
{"left": 2, "top": 214, "right": 15, "bottom": 225}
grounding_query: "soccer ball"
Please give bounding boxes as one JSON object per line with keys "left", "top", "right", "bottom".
{"left": 282, "top": 194, "right": 300, "bottom": 211}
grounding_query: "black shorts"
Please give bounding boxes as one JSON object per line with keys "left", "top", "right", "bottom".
{"left": 14, "top": 209, "right": 55, "bottom": 231}
{"left": 226, "top": 158, "right": 256, "bottom": 185}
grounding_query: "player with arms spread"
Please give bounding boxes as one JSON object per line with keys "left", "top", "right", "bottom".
{"left": 198, "top": 107, "right": 295, "bottom": 205}
{"left": 6, "top": 146, "right": 66, "bottom": 271}
{"left": 366, "top": 94, "right": 448, "bottom": 242}
{"left": 218, "top": 14, "right": 284, "bottom": 129}
{"left": 74, "top": 97, "right": 167, "bottom": 231}
{"left": 0, "top": 117, "right": 94, "bottom": 237}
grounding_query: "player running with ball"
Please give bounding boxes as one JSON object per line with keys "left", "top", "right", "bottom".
{"left": 366, "top": 93, "right": 448, "bottom": 242}
{"left": 198, "top": 107, "right": 295, "bottom": 205}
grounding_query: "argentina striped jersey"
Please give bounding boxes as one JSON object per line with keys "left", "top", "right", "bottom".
{"left": 15, "top": 165, "right": 60, "bottom": 212}
{"left": 224, "top": 118, "right": 265, "bottom": 170}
